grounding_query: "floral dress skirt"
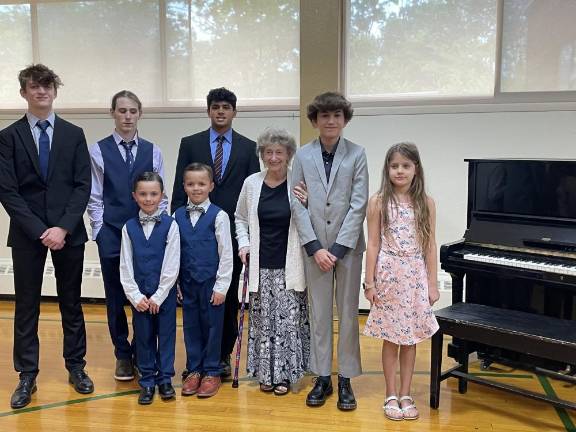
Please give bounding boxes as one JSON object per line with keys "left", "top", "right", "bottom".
{"left": 363, "top": 202, "right": 439, "bottom": 345}
{"left": 247, "top": 268, "right": 310, "bottom": 385}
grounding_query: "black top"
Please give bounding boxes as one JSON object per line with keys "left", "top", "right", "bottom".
{"left": 258, "top": 180, "right": 290, "bottom": 269}
{"left": 320, "top": 140, "right": 338, "bottom": 182}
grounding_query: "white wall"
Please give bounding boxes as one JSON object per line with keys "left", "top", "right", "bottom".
{"left": 1, "top": 104, "right": 575, "bottom": 306}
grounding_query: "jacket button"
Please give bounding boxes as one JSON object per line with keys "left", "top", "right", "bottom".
{"left": 327, "top": 220, "right": 331, "bottom": 224}
{"left": 326, "top": 202, "right": 331, "bottom": 206}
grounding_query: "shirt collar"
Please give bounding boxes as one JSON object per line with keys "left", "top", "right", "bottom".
{"left": 320, "top": 137, "right": 340, "bottom": 155}
{"left": 210, "top": 127, "right": 232, "bottom": 144}
{"left": 138, "top": 208, "right": 163, "bottom": 219}
{"left": 26, "top": 112, "right": 56, "bottom": 130}
{"left": 113, "top": 130, "right": 139, "bottom": 146}
{"left": 187, "top": 198, "right": 211, "bottom": 211}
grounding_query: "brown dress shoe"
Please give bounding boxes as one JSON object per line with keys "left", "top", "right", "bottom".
{"left": 197, "top": 375, "right": 221, "bottom": 398}
{"left": 182, "top": 372, "right": 202, "bottom": 396}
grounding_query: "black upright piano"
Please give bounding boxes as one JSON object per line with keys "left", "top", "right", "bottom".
{"left": 441, "top": 158, "right": 576, "bottom": 373}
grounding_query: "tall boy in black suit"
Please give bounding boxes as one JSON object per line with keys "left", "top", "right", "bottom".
{"left": 0, "top": 64, "right": 93, "bottom": 409}
{"left": 171, "top": 88, "right": 259, "bottom": 377}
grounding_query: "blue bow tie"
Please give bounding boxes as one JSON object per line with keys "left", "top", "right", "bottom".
{"left": 187, "top": 204, "right": 205, "bottom": 214}
{"left": 139, "top": 215, "right": 161, "bottom": 225}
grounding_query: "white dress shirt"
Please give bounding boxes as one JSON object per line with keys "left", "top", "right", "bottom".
{"left": 87, "top": 130, "right": 168, "bottom": 239}
{"left": 184, "top": 198, "right": 233, "bottom": 296}
{"left": 120, "top": 209, "right": 180, "bottom": 308}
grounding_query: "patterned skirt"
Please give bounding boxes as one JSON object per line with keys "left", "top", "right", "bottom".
{"left": 246, "top": 268, "right": 310, "bottom": 385}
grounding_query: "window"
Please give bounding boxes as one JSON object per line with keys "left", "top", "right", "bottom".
{"left": 346, "top": 0, "right": 498, "bottom": 101}
{"left": 346, "top": 0, "right": 576, "bottom": 102}
{"left": 501, "top": 0, "right": 576, "bottom": 92}
{"left": 0, "top": 0, "right": 299, "bottom": 110}
{"left": 0, "top": 4, "right": 32, "bottom": 109}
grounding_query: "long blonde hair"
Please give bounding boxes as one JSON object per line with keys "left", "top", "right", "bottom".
{"left": 378, "top": 142, "right": 431, "bottom": 252}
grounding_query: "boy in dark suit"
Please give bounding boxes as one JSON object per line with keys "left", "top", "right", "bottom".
{"left": 171, "top": 88, "right": 259, "bottom": 378}
{"left": 0, "top": 64, "right": 93, "bottom": 409}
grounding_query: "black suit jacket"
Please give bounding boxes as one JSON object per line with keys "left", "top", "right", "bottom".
{"left": 171, "top": 128, "right": 260, "bottom": 239}
{"left": 0, "top": 115, "right": 91, "bottom": 248}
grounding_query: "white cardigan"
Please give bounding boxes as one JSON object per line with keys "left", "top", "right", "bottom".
{"left": 235, "top": 170, "right": 306, "bottom": 293}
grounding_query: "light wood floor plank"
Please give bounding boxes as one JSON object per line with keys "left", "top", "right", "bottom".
{"left": 0, "top": 302, "right": 573, "bottom": 431}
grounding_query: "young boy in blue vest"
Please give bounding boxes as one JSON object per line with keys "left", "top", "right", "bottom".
{"left": 119, "top": 172, "right": 180, "bottom": 405}
{"left": 174, "top": 163, "right": 233, "bottom": 398}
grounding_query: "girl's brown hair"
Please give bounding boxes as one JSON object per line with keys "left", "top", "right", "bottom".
{"left": 378, "top": 142, "right": 431, "bottom": 252}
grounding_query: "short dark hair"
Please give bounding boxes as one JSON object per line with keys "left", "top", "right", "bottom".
{"left": 183, "top": 162, "right": 214, "bottom": 182}
{"left": 18, "top": 64, "right": 63, "bottom": 91}
{"left": 306, "top": 91, "right": 354, "bottom": 122}
{"left": 207, "top": 87, "right": 237, "bottom": 110}
{"left": 133, "top": 171, "right": 164, "bottom": 192}
{"left": 111, "top": 90, "right": 142, "bottom": 112}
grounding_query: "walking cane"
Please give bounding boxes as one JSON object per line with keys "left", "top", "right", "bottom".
{"left": 232, "top": 258, "right": 249, "bottom": 388}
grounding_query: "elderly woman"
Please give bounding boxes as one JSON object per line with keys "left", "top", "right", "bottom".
{"left": 235, "top": 127, "right": 310, "bottom": 395}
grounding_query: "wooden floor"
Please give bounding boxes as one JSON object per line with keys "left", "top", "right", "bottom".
{"left": 0, "top": 302, "right": 574, "bottom": 431}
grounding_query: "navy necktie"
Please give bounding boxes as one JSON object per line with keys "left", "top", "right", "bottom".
{"left": 36, "top": 120, "right": 50, "bottom": 180}
{"left": 213, "top": 135, "right": 225, "bottom": 183}
{"left": 120, "top": 141, "right": 135, "bottom": 170}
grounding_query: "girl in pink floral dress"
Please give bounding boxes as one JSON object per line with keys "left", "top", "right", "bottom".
{"left": 363, "top": 142, "right": 440, "bottom": 421}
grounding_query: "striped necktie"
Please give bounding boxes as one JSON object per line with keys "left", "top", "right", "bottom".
{"left": 213, "top": 135, "right": 225, "bottom": 182}
{"left": 120, "top": 140, "right": 135, "bottom": 170}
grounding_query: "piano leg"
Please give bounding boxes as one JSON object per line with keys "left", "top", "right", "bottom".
{"left": 457, "top": 340, "right": 469, "bottom": 394}
{"left": 449, "top": 272, "right": 464, "bottom": 304}
{"left": 430, "top": 330, "right": 443, "bottom": 409}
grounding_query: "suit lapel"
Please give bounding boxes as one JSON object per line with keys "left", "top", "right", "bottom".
{"left": 15, "top": 116, "right": 42, "bottom": 179}
{"left": 311, "top": 139, "right": 328, "bottom": 192}
{"left": 198, "top": 129, "right": 215, "bottom": 172}
{"left": 326, "top": 138, "right": 348, "bottom": 195}
{"left": 46, "top": 115, "right": 63, "bottom": 181}
{"left": 220, "top": 129, "right": 239, "bottom": 184}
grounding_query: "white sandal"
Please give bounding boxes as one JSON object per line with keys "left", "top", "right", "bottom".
{"left": 382, "top": 395, "right": 403, "bottom": 421}
{"left": 399, "top": 395, "right": 419, "bottom": 420}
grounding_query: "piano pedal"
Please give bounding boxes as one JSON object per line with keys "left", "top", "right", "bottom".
{"left": 480, "top": 359, "right": 492, "bottom": 371}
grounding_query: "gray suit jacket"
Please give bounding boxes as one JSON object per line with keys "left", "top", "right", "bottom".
{"left": 291, "top": 137, "right": 368, "bottom": 255}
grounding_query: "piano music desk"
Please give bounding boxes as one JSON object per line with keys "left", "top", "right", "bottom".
{"left": 430, "top": 302, "right": 576, "bottom": 411}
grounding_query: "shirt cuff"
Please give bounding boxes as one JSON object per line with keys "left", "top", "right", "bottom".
{"left": 303, "top": 240, "right": 322, "bottom": 257}
{"left": 329, "top": 243, "right": 350, "bottom": 260}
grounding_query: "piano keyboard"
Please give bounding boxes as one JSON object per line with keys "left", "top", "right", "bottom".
{"left": 462, "top": 253, "right": 576, "bottom": 276}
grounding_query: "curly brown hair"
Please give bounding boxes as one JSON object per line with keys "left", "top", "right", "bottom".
{"left": 18, "top": 64, "right": 62, "bottom": 90}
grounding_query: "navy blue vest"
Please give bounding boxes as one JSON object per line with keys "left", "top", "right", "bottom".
{"left": 99, "top": 135, "right": 154, "bottom": 230}
{"left": 126, "top": 213, "right": 174, "bottom": 297}
{"left": 174, "top": 204, "right": 220, "bottom": 284}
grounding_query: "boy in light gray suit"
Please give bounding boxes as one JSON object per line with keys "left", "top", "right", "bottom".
{"left": 291, "top": 92, "right": 368, "bottom": 410}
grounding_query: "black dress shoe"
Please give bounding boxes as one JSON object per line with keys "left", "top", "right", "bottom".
{"left": 68, "top": 370, "right": 94, "bottom": 394}
{"left": 138, "top": 386, "right": 155, "bottom": 405}
{"left": 158, "top": 383, "right": 176, "bottom": 400}
{"left": 337, "top": 375, "right": 357, "bottom": 411}
{"left": 10, "top": 376, "right": 37, "bottom": 409}
{"left": 306, "top": 376, "right": 333, "bottom": 407}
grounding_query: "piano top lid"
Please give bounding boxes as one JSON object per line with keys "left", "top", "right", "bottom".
{"left": 465, "top": 158, "right": 576, "bottom": 162}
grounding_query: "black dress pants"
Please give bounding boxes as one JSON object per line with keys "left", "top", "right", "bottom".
{"left": 12, "top": 242, "right": 87, "bottom": 378}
